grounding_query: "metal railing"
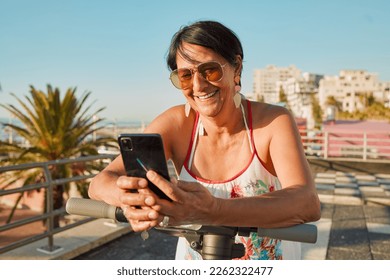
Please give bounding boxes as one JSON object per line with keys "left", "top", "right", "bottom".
{"left": 300, "top": 129, "right": 390, "bottom": 162}
{"left": 0, "top": 154, "right": 116, "bottom": 254}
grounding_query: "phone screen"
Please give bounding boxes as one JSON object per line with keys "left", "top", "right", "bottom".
{"left": 118, "top": 133, "right": 172, "bottom": 201}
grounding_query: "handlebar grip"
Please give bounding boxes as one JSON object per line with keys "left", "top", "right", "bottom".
{"left": 257, "top": 224, "right": 317, "bottom": 243}
{"left": 66, "top": 197, "right": 118, "bottom": 220}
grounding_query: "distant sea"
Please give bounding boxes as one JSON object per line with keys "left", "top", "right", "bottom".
{"left": 0, "top": 117, "right": 146, "bottom": 126}
{"left": 0, "top": 117, "right": 147, "bottom": 142}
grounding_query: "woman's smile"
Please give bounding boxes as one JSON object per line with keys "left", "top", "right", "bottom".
{"left": 195, "top": 90, "right": 219, "bottom": 101}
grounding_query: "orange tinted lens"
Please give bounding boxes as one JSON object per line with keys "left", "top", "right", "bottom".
{"left": 177, "top": 68, "right": 192, "bottom": 81}
{"left": 170, "top": 71, "right": 181, "bottom": 89}
{"left": 198, "top": 62, "right": 223, "bottom": 82}
{"left": 177, "top": 68, "right": 192, "bottom": 89}
{"left": 170, "top": 68, "right": 191, "bottom": 89}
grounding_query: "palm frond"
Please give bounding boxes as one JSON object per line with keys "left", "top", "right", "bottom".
{"left": 1, "top": 84, "right": 114, "bottom": 226}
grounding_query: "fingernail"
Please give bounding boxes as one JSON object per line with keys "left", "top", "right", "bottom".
{"left": 147, "top": 170, "right": 156, "bottom": 179}
{"left": 148, "top": 211, "right": 158, "bottom": 219}
{"left": 122, "top": 206, "right": 129, "bottom": 215}
{"left": 138, "top": 179, "right": 147, "bottom": 188}
{"left": 116, "top": 177, "right": 124, "bottom": 187}
{"left": 145, "top": 196, "right": 154, "bottom": 206}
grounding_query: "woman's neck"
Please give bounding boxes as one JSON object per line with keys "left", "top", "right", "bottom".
{"left": 199, "top": 102, "right": 246, "bottom": 137}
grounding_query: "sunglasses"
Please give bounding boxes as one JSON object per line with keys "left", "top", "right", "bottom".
{"left": 169, "top": 61, "right": 226, "bottom": 89}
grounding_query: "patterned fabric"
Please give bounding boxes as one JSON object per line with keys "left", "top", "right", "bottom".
{"left": 175, "top": 101, "right": 300, "bottom": 260}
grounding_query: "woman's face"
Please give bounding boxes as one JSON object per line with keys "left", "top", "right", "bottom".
{"left": 175, "top": 42, "right": 237, "bottom": 118}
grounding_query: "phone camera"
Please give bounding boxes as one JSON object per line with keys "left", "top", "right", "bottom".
{"left": 121, "top": 137, "right": 133, "bottom": 151}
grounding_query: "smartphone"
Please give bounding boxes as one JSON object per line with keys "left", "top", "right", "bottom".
{"left": 118, "top": 133, "right": 172, "bottom": 201}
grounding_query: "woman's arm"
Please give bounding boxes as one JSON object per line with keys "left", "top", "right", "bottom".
{"left": 227, "top": 105, "right": 321, "bottom": 227}
{"left": 87, "top": 105, "right": 191, "bottom": 231}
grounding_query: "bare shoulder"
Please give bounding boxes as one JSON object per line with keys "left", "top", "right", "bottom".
{"left": 249, "top": 101, "right": 299, "bottom": 175}
{"left": 146, "top": 105, "right": 188, "bottom": 133}
{"left": 145, "top": 105, "right": 195, "bottom": 161}
{"left": 250, "top": 101, "right": 294, "bottom": 132}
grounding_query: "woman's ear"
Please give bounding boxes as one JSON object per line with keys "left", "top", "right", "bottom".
{"left": 235, "top": 55, "right": 243, "bottom": 76}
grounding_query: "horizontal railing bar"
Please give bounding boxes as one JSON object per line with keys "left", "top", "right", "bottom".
{"left": 0, "top": 213, "right": 47, "bottom": 232}
{"left": 0, "top": 174, "right": 95, "bottom": 197}
{"left": 0, "top": 182, "right": 50, "bottom": 196}
{"left": 0, "top": 208, "right": 65, "bottom": 232}
{"left": 328, "top": 143, "right": 386, "bottom": 148}
{"left": 0, "top": 216, "right": 95, "bottom": 255}
{"left": 305, "top": 156, "right": 390, "bottom": 163}
{"left": 0, "top": 231, "right": 51, "bottom": 254}
{"left": 302, "top": 143, "right": 324, "bottom": 147}
{"left": 51, "top": 174, "right": 95, "bottom": 186}
{"left": 299, "top": 129, "right": 390, "bottom": 136}
{"left": 0, "top": 154, "right": 116, "bottom": 173}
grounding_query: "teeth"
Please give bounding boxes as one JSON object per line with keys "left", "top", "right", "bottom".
{"left": 198, "top": 91, "right": 217, "bottom": 100}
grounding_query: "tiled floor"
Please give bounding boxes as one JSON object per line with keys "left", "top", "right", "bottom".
{"left": 310, "top": 171, "right": 390, "bottom": 260}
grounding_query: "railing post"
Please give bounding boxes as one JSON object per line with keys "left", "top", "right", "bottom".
{"left": 0, "top": 154, "right": 116, "bottom": 255}
{"left": 37, "top": 163, "right": 63, "bottom": 254}
{"left": 363, "top": 132, "right": 367, "bottom": 160}
{"left": 324, "top": 131, "right": 328, "bottom": 159}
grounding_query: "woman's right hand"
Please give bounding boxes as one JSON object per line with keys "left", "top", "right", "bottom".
{"left": 116, "top": 175, "right": 161, "bottom": 232}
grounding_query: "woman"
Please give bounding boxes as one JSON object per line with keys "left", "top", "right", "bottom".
{"left": 88, "top": 20, "right": 321, "bottom": 260}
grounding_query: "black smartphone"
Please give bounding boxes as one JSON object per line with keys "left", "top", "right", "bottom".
{"left": 118, "top": 133, "right": 172, "bottom": 201}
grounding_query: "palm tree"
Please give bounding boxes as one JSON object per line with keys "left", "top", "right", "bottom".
{"left": 325, "top": 95, "right": 342, "bottom": 112}
{"left": 0, "top": 85, "right": 116, "bottom": 227}
{"left": 310, "top": 93, "right": 323, "bottom": 128}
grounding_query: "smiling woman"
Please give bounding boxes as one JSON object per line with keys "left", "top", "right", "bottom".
{"left": 88, "top": 20, "right": 321, "bottom": 260}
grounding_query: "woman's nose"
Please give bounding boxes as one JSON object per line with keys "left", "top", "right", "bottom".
{"left": 191, "top": 71, "right": 208, "bottom": 93}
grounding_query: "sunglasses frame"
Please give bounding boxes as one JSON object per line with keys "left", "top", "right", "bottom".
{"left": 169, "top": 61, "right": 227, "bottom": 89}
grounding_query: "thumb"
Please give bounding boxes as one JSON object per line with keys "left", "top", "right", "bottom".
{"left": 175, "top": 180, "right": 202, "bottom": 192}
{"left": 170, "top": 176, "right": 178, "bottom": 184}
{"left": 147, "top": 170, "right": 182, "bottom": 202}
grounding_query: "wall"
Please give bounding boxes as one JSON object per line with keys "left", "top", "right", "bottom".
{"left": 308, "top": 158, "right": 390, "bottom": 175}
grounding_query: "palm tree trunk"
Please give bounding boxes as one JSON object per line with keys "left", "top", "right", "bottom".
{"left": 6, "top": 192, "right": 24, "bottom": 224}
{"left": 52, "top": 185, "right": 64, "bottom": 228}
{"left": 43, "top": 184, "right": 64, "bottom": 228}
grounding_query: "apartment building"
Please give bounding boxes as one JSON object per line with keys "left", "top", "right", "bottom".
{"left": 252, "top": 66, "right": 389, "bottom": 129}
{"left": 277, "top": 73, "right": 324, "bottom": 129}
{"left": 253, "top": 65, "right": 301, "bottom": 103}
{"left": 318, "top": 70, "right": 387, "bottom": 113}
{"left": 380, "top": 81, "right": 390, "bottom": 108}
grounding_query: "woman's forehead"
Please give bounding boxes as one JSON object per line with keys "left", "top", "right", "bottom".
{"left": 176, "top": 42, "right": 222, "bottom": 67}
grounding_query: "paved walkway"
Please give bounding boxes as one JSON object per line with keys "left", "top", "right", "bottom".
{"left": 1, "top": 171, "right": 390, "bottom": 260}
{"left": 311, "top": 171, "right": 390, "bottom": 259}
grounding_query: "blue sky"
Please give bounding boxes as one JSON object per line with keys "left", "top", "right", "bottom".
{"left": 1, "top": 0, "right": 389, "bottom": 122}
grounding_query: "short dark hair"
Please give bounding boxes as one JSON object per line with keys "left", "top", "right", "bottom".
{"left": 167, "top": 20, "right": 244, "bottom": 72}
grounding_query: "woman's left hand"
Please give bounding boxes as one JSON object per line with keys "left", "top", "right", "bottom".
{"left": 146, "top": 170, "right": 219, "bottom": 226}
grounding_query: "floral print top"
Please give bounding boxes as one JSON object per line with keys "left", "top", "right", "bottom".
{"left": 175, "top": 101, "right": 299, "bottom": 260}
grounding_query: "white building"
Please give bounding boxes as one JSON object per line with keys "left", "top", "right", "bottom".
{"left": 380, "top": 81, "right": 390, "bottom": 108}
{"left": 318, "top": 70, "right": 387, "bottom": 113}
{"left": 276, "top": 73, "right": 323, "bottom": 129}
{"left": 253, "top": 65, "right": 301, "bottom": 103}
